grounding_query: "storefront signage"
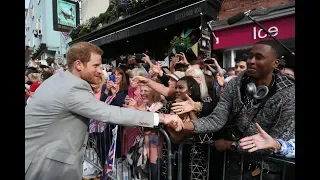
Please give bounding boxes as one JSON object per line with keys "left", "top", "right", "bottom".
{"left": 213, "top": 15, "right": 295, "bottom": 49}
{"left": 90, "top": 1, "right": 217, "bottom": 46}
{"left": 52, "top": 0, "right": 80, "bottom": 32}
{"left": 98, "top": 29, "right": 130, "bottom": 45}
{"left": 175, "top": 6, "right": 202, "bottom": 21}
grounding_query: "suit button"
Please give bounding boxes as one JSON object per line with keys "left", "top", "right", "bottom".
{"left": 83, "top": 144, "right": 86, "bottom": 147}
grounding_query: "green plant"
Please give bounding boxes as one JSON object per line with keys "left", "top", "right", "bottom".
{"left": 45, "top": 57, "right": 55, "bottom": 66}
{"left": 169, "top": 36, "right": 196, "bottom": 54}
{"left": 31, "top": 43, "right": 47, "bottom": 60}
{"left": 69, "top": 0, "right": 160, "bottom": 40}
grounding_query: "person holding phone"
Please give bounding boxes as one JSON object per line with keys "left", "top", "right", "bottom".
{"left": 101, "top": 67, "right": 129, "bottom": 107}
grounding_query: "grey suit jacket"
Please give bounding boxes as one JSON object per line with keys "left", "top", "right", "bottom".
{"left": 25, "top": 71, "right": 155, "bottom": 180}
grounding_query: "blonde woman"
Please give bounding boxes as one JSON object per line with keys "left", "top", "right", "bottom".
{"left": 121, "top": 68, "right": 148, "bottom": 156}
{"left": 124, "top": 84, "right": 170, "bottom": 180}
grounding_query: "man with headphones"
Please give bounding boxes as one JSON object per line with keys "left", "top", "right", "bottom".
{"left": 180, "top": 40, "right": 295, "bottom": 180}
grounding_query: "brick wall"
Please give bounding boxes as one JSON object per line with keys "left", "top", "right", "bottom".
{"left": 218, "top": 0, "right": 295, "bottom": 20}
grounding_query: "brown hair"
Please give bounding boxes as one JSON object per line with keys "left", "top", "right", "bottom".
{"left": 66, "top": 42, "right": 103, "bottom": 70}
{"left": 174, "top": 63, "right": 188, "bottom": 72}
{"left": 112, "top": 67, "right": 129, "bottom": 91}
{"left": 204, "top": 74, "right": 216, "bottom": 100}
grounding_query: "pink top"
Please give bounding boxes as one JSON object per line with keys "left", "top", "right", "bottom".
{"left": 128, "top": 86, "right": 143, "bottom": 107}
{"left": 94, "top": 91, "right": 101, "bottom": 100}
{"left": 121, "top": 86, "right": 144, "bottom": 155}
{"left": 143, "top": 102, "right": 164, "bottom": 164}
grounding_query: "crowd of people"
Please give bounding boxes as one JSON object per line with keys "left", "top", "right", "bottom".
{"left": 25, "top": 40, "right": 295, "bottom": 180}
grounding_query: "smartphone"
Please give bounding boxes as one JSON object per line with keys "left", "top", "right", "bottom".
{"left": 161, "top": 67, "right": 171, "bottom": 74}
{"left": 134, "top": 54, "right": 145, "bottom": 63}
{"left": 109, "top": 74, "right": 116, "bottom": 82}
{"left": 128, "top": 87, "right": 134, "bottom": 98}
{"left": 204, "top": 59, "right": 214, "bottom": 64}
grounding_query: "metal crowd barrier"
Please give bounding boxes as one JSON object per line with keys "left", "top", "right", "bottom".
{"left": 177, "top": 138, "right": 214, "bottom": 180}
{"left": 84, "top": 125, "right": 173, "bottom": 180}
{"left": 177, "top": 139, "right": 295, "bottom": 180}
{"left": 84, "top": 125, "right": 295, "bottom": 180}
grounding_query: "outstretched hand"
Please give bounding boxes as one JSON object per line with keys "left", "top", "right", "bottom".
{"left": 239, "top": 123, "right": 279, "bottom": 152}
{"left": 171, "top": 94, "right": 195, "bottom": 114}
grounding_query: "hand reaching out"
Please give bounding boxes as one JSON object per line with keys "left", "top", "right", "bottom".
{"left": 171, "top": 94, "right": 195, "bottom": 114}
{"left": 175, "top": 52, "right": 188, "bottom": 65}
{"left": 132, "top": 76, "right": 149, "bottom": 85}
{"left": 151, "top": 62, "right": 162, "bottom": 74}
{"left": 216, "top": 74, "right": 225, "bottom": 87}
{"left": 106, "top": 81, "right": 114, "bottom": 91}
{"left": 239, "top": 123, "right": 280, "bottom": 152}
{"left": 110, "top": 84, "right": 119, "bottom": 96}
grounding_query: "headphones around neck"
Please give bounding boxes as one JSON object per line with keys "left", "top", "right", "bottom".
{"left": 246, "top": 82, "right": 269, "bottom": 100}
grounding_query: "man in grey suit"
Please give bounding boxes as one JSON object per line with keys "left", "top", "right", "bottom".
{"left": 25, "top": 42, "right": 184, "bottom": 180}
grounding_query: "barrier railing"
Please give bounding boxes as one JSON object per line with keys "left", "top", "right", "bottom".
{"left": 84, "top": 127, "right": 295, "bottom": 180}
{"left": 177, "top": 138, "right": 295, "bottom": 180}
{"left": 84, "top": 125, "right": 174, "bottom": 180}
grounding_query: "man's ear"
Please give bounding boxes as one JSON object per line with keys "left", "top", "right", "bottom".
{"left": 74, "top": 60, "right": 83, "bottom": 71}
{"left": 273, "top": 59, "right": 280, "bottom": 69}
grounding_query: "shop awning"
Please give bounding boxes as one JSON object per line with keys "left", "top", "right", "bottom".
{"left": 83, "top": 0, "right": 218, "bottom": 46}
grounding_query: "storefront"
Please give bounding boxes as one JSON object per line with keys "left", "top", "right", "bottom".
{"left": 210, "top": 3, "right": 295, "bottom": 68}
{"left": 68, "top": 0, "right": 221, "bottom": 60}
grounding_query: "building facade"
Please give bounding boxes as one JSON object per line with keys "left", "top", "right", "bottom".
{"left": 210, "top": 0, "right": 295, "bottom": 69}
{"left": 80, "top": 0, "right": 110, "bottom": 22}
{"left": 25, "top": 0, "right": 72, "bottom": 65}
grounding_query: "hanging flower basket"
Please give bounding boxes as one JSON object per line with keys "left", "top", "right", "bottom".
{"left": 169, "top": 36, "right": 196, "bottom": 54}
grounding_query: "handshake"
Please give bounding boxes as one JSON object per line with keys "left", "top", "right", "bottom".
{"left": 159, "top": 113, "right": 185, "bottom": 132}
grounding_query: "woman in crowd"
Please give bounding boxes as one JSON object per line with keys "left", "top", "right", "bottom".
{"left": 124, "top": 84, "right": 169, "bottom": 180}
{"left": 184, "top": 67, "right": 215, "bottom": 117}
{"left": 100, "top": 67, "right": 130, "bottom": 159}
{"left": 101, "top": 67, "right": 128, "bottom": 106}
{"left": 166, "top": 76, "right": 202, "bottom": 143}
{"left": 121, "top": 67, "right": 148, "bottom": 156}
{"left": 166, "top": 76, "right": 212, "bottom": 180}
{"left": 173, "top": 68, "right": 224, "bottom": 180}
